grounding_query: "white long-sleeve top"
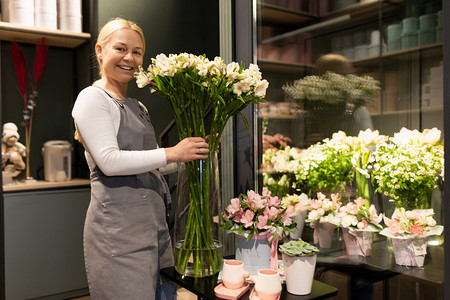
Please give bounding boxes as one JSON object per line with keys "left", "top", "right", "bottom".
{"left": 72, "top": 86, "right": 177, "bottom": 176}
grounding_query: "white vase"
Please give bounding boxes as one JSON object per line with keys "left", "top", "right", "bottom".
{"left": 342, "top": 228, "right": 374, "bottom": 256}
{"left": 289, "top": 210, "right": 307, "bottom": 240}
{"left": 282, "top": 253, "right": 317, "bottom": 295}
{"left": 235, "top": 235, "right": 271, "bottom": 276}
{"left": 391, "top": 237, "right": 427, "bottom": 267}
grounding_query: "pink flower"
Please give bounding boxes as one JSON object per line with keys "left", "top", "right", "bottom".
{"left": 241, "top": 210, "right": 255, "bottom": 228}
{"left": 281, "top": 212, "right": 292, "bottom": 226}
{"left": 267, "top": 195, "right": 280, "bottom": 207}
{"left": 354, "top": 197, "right": 366, "bottom": 207}
{"left": 226, "top": 198, "right": 241, "bottom": 215}
{"left": 357, "top": 220, "right": 368, "bottom": 229}
{"left": 317, "top": 208, "right": 325, "bottom": 216}
{"left": 317, "top": 192, "right": 326, "bottom": 201}
{"left": 389, "top": 220, "right": 400, "bottom": 234}
{"left": 410, "top": 224, "right": 424, "bottom": 235}
{"left": 257, "top": 215, "right": 270, "bottom": 230}
{"left": 369, "top": 205, "right": 378, "bottom": 220}
{"left": 266, "top": 206, "right": 280, "bottom": 220}
{"left": 427, "top": 218, "right": 437, "bottom": 227}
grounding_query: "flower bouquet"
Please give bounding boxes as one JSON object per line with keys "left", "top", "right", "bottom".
{"left": 136, "top": 53, "right": 268, "bottom": 277}
{"left": 220, "top": 188, "right": 296, "bottom": 273}
{"left": 295, "top": 131, "right": 355, "bottom": 197}
{"left": 305, "top": 192, "right": 341, "bottom": 248}
{"left": 338, "top": 197, "right": 382, "bottom": 256}
{"left": 281, "top": 193, "right": 310, "bottom": 239}
{"left": 380, "top": 208, "right": 443, "bottom": 266}
{"left": 370, "top": 127, "right": 444, "bottom": 211}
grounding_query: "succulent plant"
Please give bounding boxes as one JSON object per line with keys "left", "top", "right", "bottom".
{"left": 279, "top": 239, "right": 319, "bottom": 256}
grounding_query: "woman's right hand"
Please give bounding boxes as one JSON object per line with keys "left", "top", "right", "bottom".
{"left": 164, "top": 137, "right": 209, "bottom": 164}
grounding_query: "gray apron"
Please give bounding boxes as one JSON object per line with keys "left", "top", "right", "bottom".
{"left": 83, "top": 89, "right": 174, "bottom": 299}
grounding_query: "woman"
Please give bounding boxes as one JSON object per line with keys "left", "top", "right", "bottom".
{"left": 72, "top": 17, "right": 209, "bottom": 299}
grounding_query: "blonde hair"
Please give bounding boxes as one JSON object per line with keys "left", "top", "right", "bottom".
{"left": 313, "top": 54, "right": 354, "bottom": 75}
{"left": 95, "top": 17, "right": 145, "bottom": 76}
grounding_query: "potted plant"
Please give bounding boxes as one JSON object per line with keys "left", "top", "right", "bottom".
{"left": 380, "top": 208, "right": 443, "bottom": 267}
{"left": 337, "top": 197, "right": 383, "bottom": 256}
{"left": 220, "top": 188, "right": 296, "bottom": 274}
{"left": 281, "top": 193, "right": 310, "bottom": 240}
{"left": 279, "top": 239, "right": 320, "bottom": 295}
{"left": 304, "top": 192, "right": 341, "bottom": 248}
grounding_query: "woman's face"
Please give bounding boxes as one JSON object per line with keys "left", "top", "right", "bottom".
{"left": 97, "top": 28, "right": 144, "bottom": 85}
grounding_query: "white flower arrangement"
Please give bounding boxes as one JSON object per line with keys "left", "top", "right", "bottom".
{"left": 295, "top": 131, "right": 355, "bottom": 196}
{"left": 370, "top": 127, "right": 444, "bottom": 210}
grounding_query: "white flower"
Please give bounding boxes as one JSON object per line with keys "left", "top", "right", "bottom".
{"left": 341, "top": 215, "right": 358, "bottom": 228}
{"left": 254, "top": 79, "right": 269, "bottom": 98}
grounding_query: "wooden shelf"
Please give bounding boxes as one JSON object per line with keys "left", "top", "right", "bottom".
{"left": 322, "top": 0, "right": 404, "bottom": 21}
{"left": 372, "top": 106, "right": 443, "bottom": 117}
{"left": 260, "top": 43, "right": 442, "bottom": 73}
{"left": 258, "top": 58, "right": 314, "bottom": 73}
{"left": 0, "top": 22, "right": 90, "bottom": 48}
{"left": 259, "top": 3, "right": 318, "bottom": 26}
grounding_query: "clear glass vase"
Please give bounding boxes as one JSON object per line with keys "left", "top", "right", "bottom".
{"left": 173, "top": 153, "right": 223, "bottom": 277}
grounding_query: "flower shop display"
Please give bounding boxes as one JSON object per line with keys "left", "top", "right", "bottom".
{"left": 281, "top": 193, "right": 310, "bottom": 240}
{"left": 338, "top": 197, "right": 382, "bottom": 256}
{"left": 279, "top": 239, "right": 320, "bottom": 295}
{"left": 261, "top": 146, "right": 302, "bottom": 198}
{"left": 136, "top": 53, "right": 268, "bottom": 277}
{"left": 295, "top": 131, "right": 355, "bottom": 197}
{"left": 305, "top": 192, "right": 341, "bottom": 248}
{"left": 380, "top": 208, "right": 443, "bottom": 267}
{"left": 370, "top": 127, "right": 444, "bottom": 211}
{"left": 220, "top": 188, "right": 296, "bottom": 274}
{"left": 9, "top": 38, "right": 49, "bottom": 182}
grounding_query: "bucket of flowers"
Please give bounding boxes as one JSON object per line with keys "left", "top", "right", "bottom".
{"left": 370, "top": 127, "right": 444, "bottom": 211}
{"left": 304, "top": 192, "right": 341, "bottom": 248}
{"left": 337, "top": 197, "right": 382, "bottom": 256}
{"left": 220, "top": 188, "right": 296, "bottom": 275}
{"left": 281, "top": 193, "right": 310, "bottom": 240}
{"left": 380, "top": 208, "right": 443, "bottom": 267}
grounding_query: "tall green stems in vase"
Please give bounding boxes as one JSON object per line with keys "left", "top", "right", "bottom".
{"left": 136, "top": 53, "right": 268, "bottom": 277}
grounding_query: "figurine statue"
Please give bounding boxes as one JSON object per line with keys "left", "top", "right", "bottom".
{"left": 2, "top": 122, "right": 26, "bottom": 176}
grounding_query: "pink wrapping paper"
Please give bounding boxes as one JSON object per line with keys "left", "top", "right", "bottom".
{"left": 342, "top": 228, "right": 374, "bottom": 256}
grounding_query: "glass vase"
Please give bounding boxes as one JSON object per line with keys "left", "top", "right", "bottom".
{"left": 173, "top": 153, "right": 223, "bottom": 277}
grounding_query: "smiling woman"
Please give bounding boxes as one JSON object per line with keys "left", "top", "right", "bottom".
{"left": 71, "top": 17, "right": 210, "bottom": 300}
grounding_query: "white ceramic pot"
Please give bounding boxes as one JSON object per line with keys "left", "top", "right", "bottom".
{"left": 282, "top": 253, "right": 317, "bottom": 295}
